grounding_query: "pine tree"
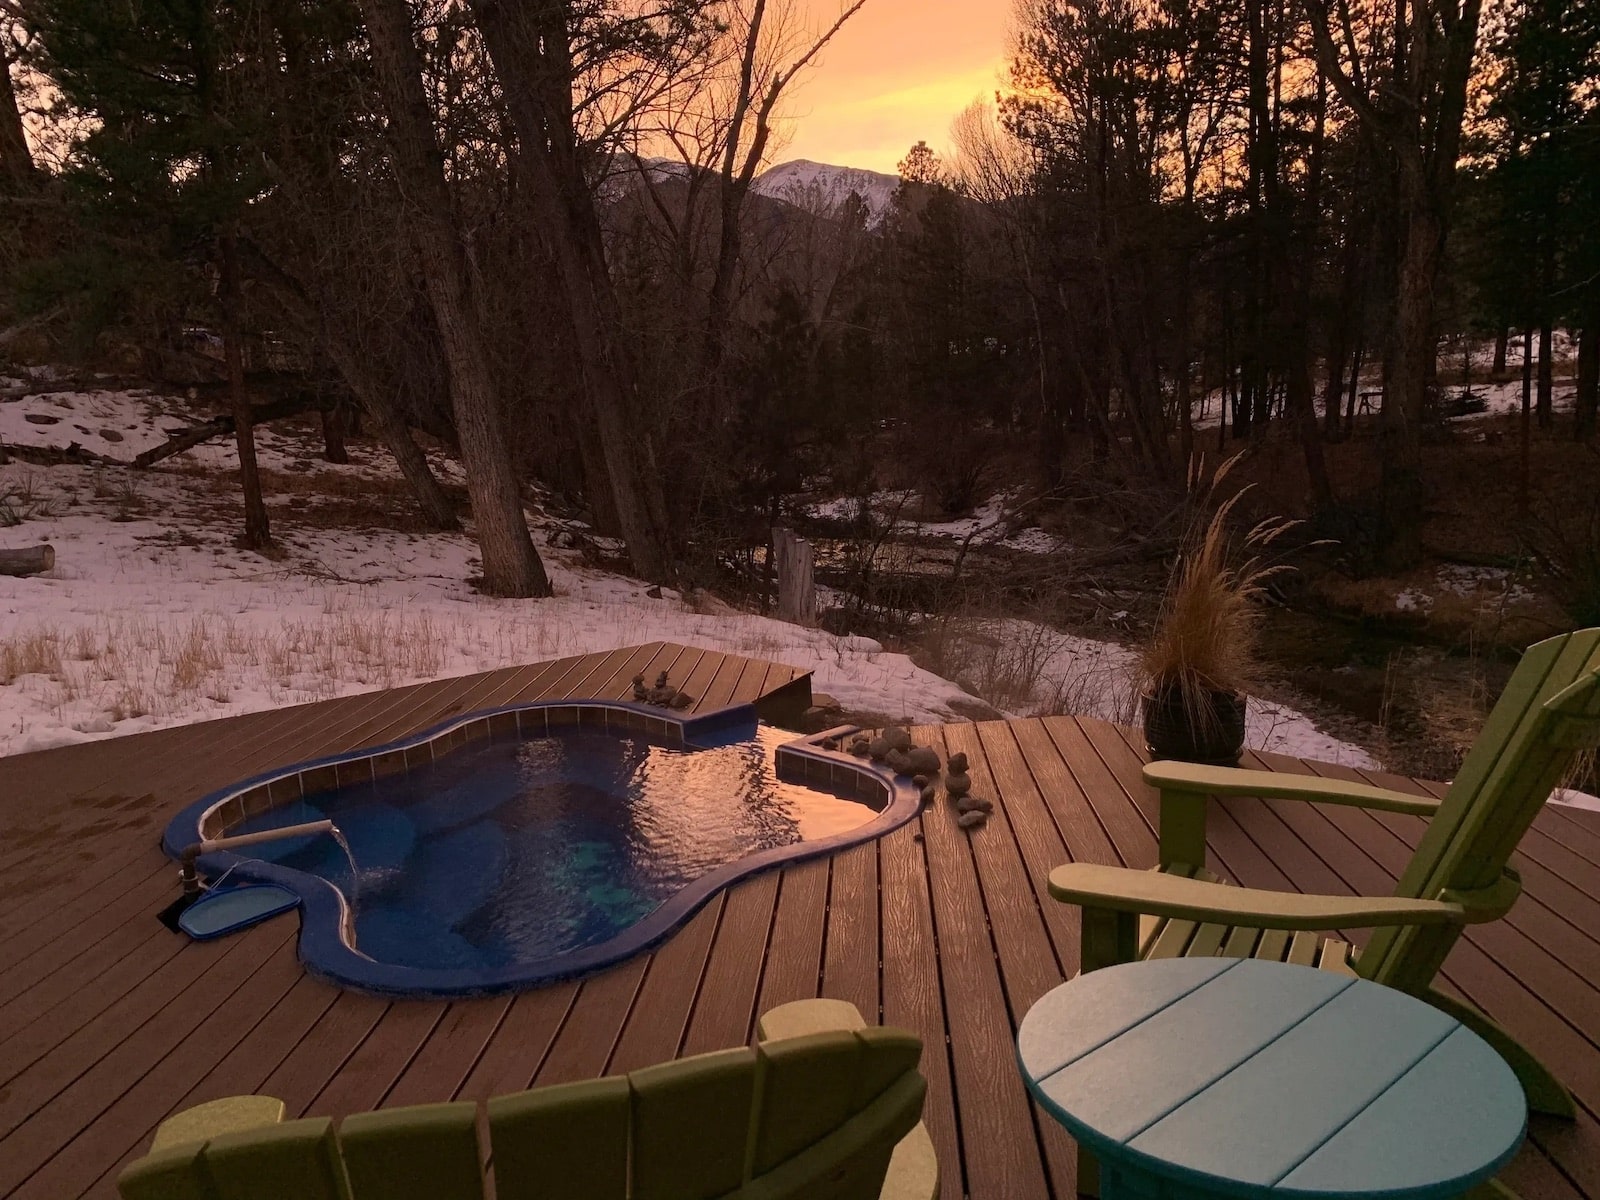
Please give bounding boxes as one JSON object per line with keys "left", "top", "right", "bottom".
{"left": 30, "top": 0, "right": 273, "bottom": 548}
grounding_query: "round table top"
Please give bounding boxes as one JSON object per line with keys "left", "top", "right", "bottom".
{"left": 1017, "top": 958, "right": 1526, "bottom": 1200}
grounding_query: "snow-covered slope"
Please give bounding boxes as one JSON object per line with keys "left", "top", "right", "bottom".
{"left": 753, "top": 159, "right": 900, "bottom": 226}
{"left": 1, "top": 375, "right": 1395, "bottom": 775}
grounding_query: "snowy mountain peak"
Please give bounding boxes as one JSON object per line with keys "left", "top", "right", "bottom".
{"left": 752, "top": 159, "right": 900, "bottom": 226}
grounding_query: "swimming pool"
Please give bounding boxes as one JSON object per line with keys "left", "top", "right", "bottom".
{"left": 162, "top": 702, "right": 917, "bottom": 996}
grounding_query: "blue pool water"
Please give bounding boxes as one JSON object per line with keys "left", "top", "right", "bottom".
{"left": 229, "top": 723, "right": 880, "bottom": 976}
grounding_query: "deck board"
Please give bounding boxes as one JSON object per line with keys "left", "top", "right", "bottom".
{"left": 2, "top": 645, "right": 1598, "bottom": 1198}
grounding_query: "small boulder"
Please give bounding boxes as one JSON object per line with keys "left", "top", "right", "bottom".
{"left": 919, "top": 784, "right": 937, "bottom": 805}
{"left": 945, "top": 771, "right": 972, "bottom": 798}
{"left": 911, "top": 774, "right": 929, "bottom": 789}
{"left": 667, "top": 690, "right": 693, "bottom": 710}
{"left": 957, "top": 810, "right": 988, "bottom": 830}
{"left": 947, "top": 752, "right": 969, "bottom": 774}
{"left": 867, "top": 737, "right": 891, "bottom": 762}
{"left": 883, "top": 747, "right": 912, "bottom": 775}
{"left": 905, "top": 746, "right": 941, "bottom": 775}
{"left": 882, "top": 726, "right": 914, "bottom": 753}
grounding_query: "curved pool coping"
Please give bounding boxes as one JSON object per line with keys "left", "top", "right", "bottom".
{"left": 162, "top": 700, "right": 921, "bottom": 998}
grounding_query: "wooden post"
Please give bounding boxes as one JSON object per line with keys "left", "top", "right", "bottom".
{"left": 773, "top": 528, "right": 816, "bottom": 626}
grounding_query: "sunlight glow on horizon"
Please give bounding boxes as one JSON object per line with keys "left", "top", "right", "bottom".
{"left": 770, "top": 0, "right": 1016, "bottom": 174}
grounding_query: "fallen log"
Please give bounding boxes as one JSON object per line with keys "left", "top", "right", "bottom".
{"left": 0, "top": 544, "right": 54, "bottom": 577}
{"left": 132, "top": 391, "right": 331, "bottom": 469}
{"left": 0, "top": 440, "right": 119, "bottom": 467}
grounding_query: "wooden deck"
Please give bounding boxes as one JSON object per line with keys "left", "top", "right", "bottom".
{"left": 0, "top": 642, "right": 1597, "bottom": 1199}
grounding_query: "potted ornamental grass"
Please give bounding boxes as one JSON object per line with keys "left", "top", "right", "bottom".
{"left": 1139, "top": 461, "right": 1297, "bottom": 766}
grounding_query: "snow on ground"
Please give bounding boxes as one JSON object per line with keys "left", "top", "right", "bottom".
{"left": 806, "top": 489, "right": 1069, "bottom": 554}
{"left": 4, "top": 381, "right": 1371, "bottom": 769}
{"left": 1551, "top": 788, "right": 1600, "bottom": 813}
{"left": 1395, "top": 564, "right": 1537, "bottom": 614}
{"left": 940, "top": 617, "right": 1379, "bottom": 768}
{"left": 0, "top": 385, "right": 983, "bottom": 753}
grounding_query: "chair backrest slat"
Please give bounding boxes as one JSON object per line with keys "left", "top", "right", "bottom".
{"left": 338, "top": 1101, "right": 482, "bottom": 1200}
{"left": 751, "top": 1032, "right": 864, "bottom": 1175}
{"left": 198, "top": 1117, "right": 348, "bottom": 1200}
{"left": 629, "top": 1046, "right": 759, "bottom": 1200}
{"left": 487, "top": 1076, "right": 630, "bottom": 1200}
{"left": 1360, "top": 628, "right": 1600, "bottom": 983}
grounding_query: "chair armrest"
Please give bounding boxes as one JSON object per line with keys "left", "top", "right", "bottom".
{"left": 1143, "top": 761, "right": 1442, "bottom": 816}
{"left": 1048, "top": 863, "right": 1467, "bottom": 930}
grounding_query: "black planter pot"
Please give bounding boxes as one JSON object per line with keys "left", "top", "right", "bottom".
{"left": 1142, "top": 687, "right": 1247, "bottom": 766}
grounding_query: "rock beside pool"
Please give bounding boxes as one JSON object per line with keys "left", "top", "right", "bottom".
{"left": 905, "top": 746, "right": 941, "bottom": 775}
{"left": 956, "top": 794, "right": 993, "bottom": 815}
{"left": 957, "top": 810, "right": 988, "bottom": 830}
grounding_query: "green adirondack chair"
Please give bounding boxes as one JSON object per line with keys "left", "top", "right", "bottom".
{"left": 118, "top": 1013, "right": 931, "bottom": 1200}
{"left": 1048, "top": 627, "right": 1600, "bottom": 1136}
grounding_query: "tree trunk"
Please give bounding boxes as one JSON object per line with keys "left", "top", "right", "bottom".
{"left": 1379, "top": 179, "right": 1440, "bottom": 570}
{"left": 218, "top": 232, "right": 272, "bottom": 551}
{"left": 320, "top": 407, "right": 349, "bottom": 464}
{"left": 1536, "top": 323, "right": 1554, "bottom": 430}
{"left": 1292, "top": 62, "right": 1333, "bottom": 510}
{"left": 1577, "top": 319, "right": 1598, "bottom": 442}
{"left": 360, "top": 0, "right": 549, "bottom": 597}
{"left": 1346, "top": 341, "right": 1364, "bottom": 430}
{"left": 1519, "top": 327, "right": 1533, "bottom": 522}
{"left": 0, "top": 44, "right": 32, "bottom": 184}
{"left": 316, "top": 332, "right": 459, "bottom": 532}
{"left": 360, "top": 395, "right": 459, "bottom": 532}
{"left": 1492, "top": 326, "right": 1509, "bottom": 376}
{"left": 467, "top": 0, "right": 675, "bottom": 582}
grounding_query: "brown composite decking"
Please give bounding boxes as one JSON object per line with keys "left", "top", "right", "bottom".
{"left": 0, "top": 643, "right": 1596, "bottom": 1199}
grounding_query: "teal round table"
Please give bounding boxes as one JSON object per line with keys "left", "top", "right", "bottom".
{"left": 1017, "top": 958, "right": 1526, "bottom": 1200}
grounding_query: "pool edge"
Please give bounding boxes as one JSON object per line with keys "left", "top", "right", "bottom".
{"left": 161, "top": 703, "right": 921, "bottom": 998}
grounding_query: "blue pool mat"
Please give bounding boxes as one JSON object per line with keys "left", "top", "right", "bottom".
{"left": 178, "top": 884, "right": 301, "bottom": 940}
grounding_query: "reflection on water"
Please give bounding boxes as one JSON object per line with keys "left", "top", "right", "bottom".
{"left": 230, "top": 725, "right": 878, "bottom": 972}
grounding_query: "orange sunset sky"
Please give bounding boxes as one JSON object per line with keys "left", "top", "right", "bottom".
{"left": 776, "top": 0, "right": 1015, "bottom": 173}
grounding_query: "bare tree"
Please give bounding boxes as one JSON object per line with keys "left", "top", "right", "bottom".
{"left": 700, "top": 0, "right": 868, "bottom": 377}
{"left": 360, "top": 0, "right": 551, "bottom": 597}
{"left": 0, "top": 16, "right": 31, "bottom": 182}
{"left": 1304, "top": 0, "right": 1485, "bottom": 567}
{"left": 466, "top": 0, "right": 688, "bottom": 582}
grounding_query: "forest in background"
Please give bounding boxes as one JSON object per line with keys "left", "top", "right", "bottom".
{"left": 1, "top": 0, "right": 1597, "bottom": 630}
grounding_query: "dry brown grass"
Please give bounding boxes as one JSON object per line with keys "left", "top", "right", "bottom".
{"left": 0, "top": 631, "right": 64, "bottom": 684}
{"left": 919, "top": 609, "right": 1136, "bottom": 719}
{"left": 0, "top": 604, "right": 467, "bottom": 727}
{"left": 1141, "top": 459, "right": 1297, "bottom": 722}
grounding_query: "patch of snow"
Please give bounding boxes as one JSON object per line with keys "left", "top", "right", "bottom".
{"left": 938, "top": 616, "right": 1378, "bottom": 769}
{"left": 1246, "top": 699, "right": 1379, "bottom": 769}
{"left": 1394, "top": 589, "right": 1430, "bottom": 613}
{"left": 1435, "top": 564, "right": 1534, "bottom": 604}
{"left": 806, "top": 489, "right": 1068, "bottom": 554}
{"left": 1550, "top": 787, "right": 1600, "bottom": 814}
